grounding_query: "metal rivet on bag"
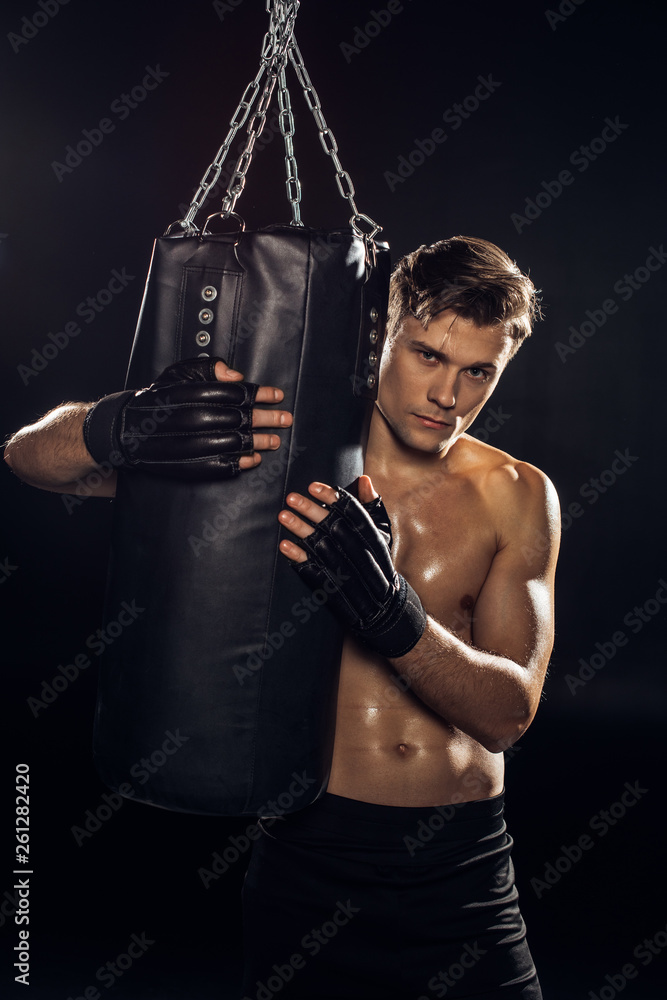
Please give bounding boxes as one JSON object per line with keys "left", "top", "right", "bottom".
{"left": 198, "top": 351, "right": 210, "bottom": 358}
{"left": 196, "top": 331, "right": 211, "bottom": 346}
{"left": 369, "top": 351, "right": 377, "bottom": 365}
{"left": 367, "top": 373, "right": 377, "bottom": 388}
{"left": 369, "top": 329, "right": 378, "bottom": 345}
{"left": 202, "top": 286, "right": 217, "bottom": 301}
{"left": 370, "top": 307, "right": 379, "bottom": 321}
{"left": 199, "top": 309, "right": 213, "bottom": 324}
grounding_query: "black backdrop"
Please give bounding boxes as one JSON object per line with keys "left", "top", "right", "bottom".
{"left": 1, "top": 1, "right": 665, "bottom": 997}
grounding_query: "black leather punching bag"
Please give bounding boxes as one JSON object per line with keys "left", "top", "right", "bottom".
{"left": 92, "top": 4, "right": 391, "bottom": 816}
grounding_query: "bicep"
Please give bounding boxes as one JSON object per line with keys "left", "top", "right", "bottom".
{"left": 471, "top": 470, "right": 560, "bottom": 683}
{"left": 472, "top": 557, "right": 556, "bottom": 673}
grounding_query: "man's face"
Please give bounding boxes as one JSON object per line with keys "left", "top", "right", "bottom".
{"left": 375, "top": 309, "right": 513, "bottom": 454}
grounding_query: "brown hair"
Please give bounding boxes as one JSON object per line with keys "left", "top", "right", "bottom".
{"left": 388, "top": 235, "right": 540, "bottom": 354}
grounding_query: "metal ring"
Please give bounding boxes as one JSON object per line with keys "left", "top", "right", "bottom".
{"left": 201, "top": 211, "right": 246, "bottom": 236}
{"left": 164, "top": 218, "right": 199, "bottom": 237}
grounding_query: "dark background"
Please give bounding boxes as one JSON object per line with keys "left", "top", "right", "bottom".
{"left": 1, "top": 0, "right": 665, "bottom": 997}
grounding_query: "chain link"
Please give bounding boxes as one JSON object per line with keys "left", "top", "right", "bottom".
{"left": 278, "top": 63, "right": 303, "bottom": 226}
{"left": 218, "top": 1, "right": 298, "bottom": 222}
{"left": 288, "top": 40, "right": 381, "bottom": 240}
{"left": 166, "top": 0, "right": 381, "bottom": 244}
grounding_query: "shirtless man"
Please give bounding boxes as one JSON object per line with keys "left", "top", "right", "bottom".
{"left": 5, "top": 236, "right": 559, "bottom": 999}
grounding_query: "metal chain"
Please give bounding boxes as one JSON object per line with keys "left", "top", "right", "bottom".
{"left": 166, "top": 0, "right": 381, "bottom": 243}
{"left": 278, "top": 62, "right": 303, "bottom": 226}
{"left": 288, "top": 38, "right": 381, "bottom": 241}
{"left": 218, "top": 1, "right": 298, "bottom": 222}
{"left": 165, "top": 60, "right": 266, "bottom": 234}
{"left": 165, "top": 1, "right": 296, "bottom": 234}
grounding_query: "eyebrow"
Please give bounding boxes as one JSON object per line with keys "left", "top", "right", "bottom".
{"left": 409, "top": 340, "right": 499, "bottom": 371}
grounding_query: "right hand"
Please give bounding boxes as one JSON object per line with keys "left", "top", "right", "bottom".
{"left": 212, "top": 360, "right": 292, "bottom": 471}
{"left": 83, "top": 356, "right": 293, "bottom": 480}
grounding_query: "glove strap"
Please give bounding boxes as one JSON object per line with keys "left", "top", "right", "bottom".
{"left": 356, "top": 576, "right": 428, "bottom": 658}
{"left": 83, "top": 390, "right": 136, "bottom": 466}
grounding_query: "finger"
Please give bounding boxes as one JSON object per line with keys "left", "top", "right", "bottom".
{"left": 357, "top": 475, "right": 378, "bottom": 504}
{"left": 238, "top": 452, "right": 262, "bottom": 469}
{"left": 279, "top": 508, "right": 316, "bottom": 539}
{"left": 214, "top": 360, "right": 244, "bottom": 381}
{"left": 279, "top": 538, "right": 308, "bottom": 564}
{"left": 252, "top": 432, "right": 282, "bottom": 452}
{"left": 286, "top": 491, "right": 331, "bottom": 525}
{"left": 308, "top": 482, "right": 340, "bottom": 505}
{"left": 251, "top": 407, "right": 292, "bottom": 429}
{"left": 255, "top": 385, "right": 287, "bottom": 405}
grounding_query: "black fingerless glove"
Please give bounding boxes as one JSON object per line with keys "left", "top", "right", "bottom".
{"left": 291, "top": 485, "right": 427, "bottom": 658}
{"left": 82, "top": 357, "right": 259, "bottom": 480}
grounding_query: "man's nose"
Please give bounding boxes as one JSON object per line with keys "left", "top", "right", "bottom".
{"left": 428, "top": 372, "right": 457, "bottom": 409}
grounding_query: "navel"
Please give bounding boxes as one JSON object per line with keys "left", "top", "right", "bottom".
{"left": 460, "top": 594, "right": 475, "bottom": 611}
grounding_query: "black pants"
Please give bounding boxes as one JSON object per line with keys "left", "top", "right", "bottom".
{"left": 241, "top": 791, "right": 542, "bottom": 1000}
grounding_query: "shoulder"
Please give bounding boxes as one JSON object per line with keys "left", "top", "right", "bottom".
{"left": 457, "top": 435, "right": 561, "bottom": 559}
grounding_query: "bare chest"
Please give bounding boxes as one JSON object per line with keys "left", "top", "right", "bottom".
{"left": 372, "top": 470, "right": 499, "bottom": 636}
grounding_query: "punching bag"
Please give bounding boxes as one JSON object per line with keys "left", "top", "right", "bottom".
{"left": 92, "top": 2, "right": 390, "bottom": 816}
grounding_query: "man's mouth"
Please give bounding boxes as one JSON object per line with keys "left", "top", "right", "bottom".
{"left": 414, "top": 414, "right": 451, "bottom": 429}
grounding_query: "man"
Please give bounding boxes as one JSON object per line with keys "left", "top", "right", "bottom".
{"left": 5, "top": 236, "right": 559, "bottom": 999}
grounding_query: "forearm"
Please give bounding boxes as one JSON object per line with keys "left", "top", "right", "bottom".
{"left": 4, "top": 403, "right": 104, "bottom": 492}
{"left": 389, "top": 616, "right": 535, "bottom": 753}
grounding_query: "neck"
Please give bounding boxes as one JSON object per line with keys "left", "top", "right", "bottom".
{"left": 364, "top": 404, "right": 462, "bottom": 480}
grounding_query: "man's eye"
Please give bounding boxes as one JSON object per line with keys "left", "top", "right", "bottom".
{"left": 419, "top": 351, "right": 436, "bottom": 361}
{"left": 467, "top": 368, "right": 490, "bottom": 381}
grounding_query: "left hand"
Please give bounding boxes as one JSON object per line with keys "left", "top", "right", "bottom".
{"left": 278, "top": 476, "right": 427, "bottom": 658}
{"left": 278, "top": 475, "right": 379, "bottom": 563}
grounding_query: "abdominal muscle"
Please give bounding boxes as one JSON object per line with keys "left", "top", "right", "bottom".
{"left": 326, "top": 449, "right": 508, "bottom": 808}
{"left": 326, "top": 636, "right": 505, "bottom": 807}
